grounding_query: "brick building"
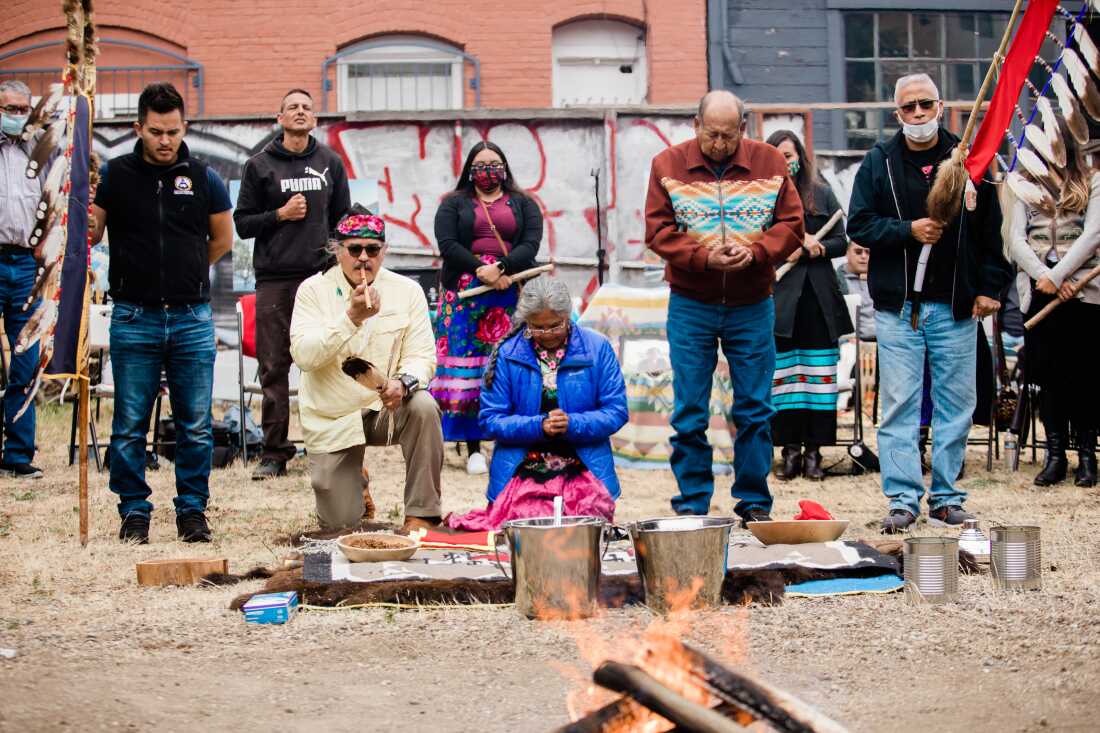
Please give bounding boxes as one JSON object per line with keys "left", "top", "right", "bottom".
{"left": 1, "top": 0, "right": 708, "bottom": 116}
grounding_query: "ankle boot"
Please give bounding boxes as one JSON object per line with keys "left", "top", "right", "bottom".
{"left": 776, "top": 445, "right": 802, "bottom": 481}
{"left": 1034, "top": 431, "right": 1068, "bottom": 486}
{"left": 1075, "top": 429, "right": 1098, "bottom": 487}
{"left": 803, "top": 446, "right": 826, "bottom": 481}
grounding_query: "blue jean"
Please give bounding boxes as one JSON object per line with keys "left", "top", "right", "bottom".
{"left": 667, "top": 293, "right": 776, "bottom": 517}
{"left": 0, "top": 252, "right": 39, "bottom": 465}
{"left": 875, "top": 301, "right": 976, "bottom": 516}
{"left": 109, "top": 302, "right": 215, "bottom": 518}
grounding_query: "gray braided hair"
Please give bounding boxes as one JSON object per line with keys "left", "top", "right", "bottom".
{"left": 482, "top": 276, "right": 573, "bottom": 389}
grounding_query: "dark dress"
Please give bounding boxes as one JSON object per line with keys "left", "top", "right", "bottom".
{"left": 771, "top": 182, "right": 853, "bottom": 447}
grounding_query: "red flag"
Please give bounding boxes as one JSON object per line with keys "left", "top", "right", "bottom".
{"left": 965, "top": 0, "right": 1059, "bottom": 183}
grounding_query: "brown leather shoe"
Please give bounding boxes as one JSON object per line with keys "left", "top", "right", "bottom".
{"left": 398, "top": 516, "right": 441, "bottom": 535}
{"left": 775, "top": 445, "right": 802, "bottom": 481}
{"left": 361, "top": 467, "right": 376, "bottom": 520}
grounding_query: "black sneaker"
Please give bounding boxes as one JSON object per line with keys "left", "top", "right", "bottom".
{"left": 740, "top": 508, "right": 772, "bottom": 529}
{"left": 119, "top": 513, "right": 150, "bottom": 544}
{"left": 251, "top": 459, "right": 287, "bottom": 480}
{"left": 176, "top": 512, "right": 212, "bottom": 543}
{"left": 929, "top": 505, "right": 974, "bottom": 527}
{"left": 881, "top": 509, "right": 916, "bottom": 534}
{"left": 0, "top": 463, "right": 44, "bottom": 480}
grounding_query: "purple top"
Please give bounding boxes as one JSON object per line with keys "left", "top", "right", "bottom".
{"left": 471, "top": 195, "right": 517, "bottom": 257}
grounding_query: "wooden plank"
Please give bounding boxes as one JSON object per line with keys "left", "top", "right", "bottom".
{"left": 136, "top": 558, "right": 229, "bottom": 587}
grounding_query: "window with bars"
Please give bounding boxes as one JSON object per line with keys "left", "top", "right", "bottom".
{"left": 842, "top": 10, "right": 1020, "bottom": 149}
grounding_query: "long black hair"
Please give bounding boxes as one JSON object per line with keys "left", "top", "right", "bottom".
{"left": 766, "top": 129, "right": 819, "bottom": 215}
{"left": 452, "top": 141, "right": 525, "bottom": 198}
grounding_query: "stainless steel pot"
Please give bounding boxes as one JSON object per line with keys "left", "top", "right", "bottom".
{"left": 628, "top": 516, "right": 736, "bottom": 614}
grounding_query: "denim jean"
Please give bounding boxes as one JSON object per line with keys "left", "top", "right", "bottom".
{"left": 667, "top": 292, "right": 776, "bottom": 517}
{"left": 109, "top": 301, "right": 215, "bottom": 518}
{"left": 875, "top": 301, "right": 976, "bottom": 516}
{"left": 0, "top": 252, "right": 39, "bottom": 465}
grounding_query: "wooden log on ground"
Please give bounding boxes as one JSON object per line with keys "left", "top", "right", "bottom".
{"left": 136, "top": 558, "right": 229, "bottom": 587}
{"left": 593, "top": 662, "right": 746, "bottom": 733}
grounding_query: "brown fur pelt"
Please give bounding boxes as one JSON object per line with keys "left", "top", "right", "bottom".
{"left": 926, "top": 146, "right": 967, "bottom": 225}
{"left": 200, "top": 566, "right": 276, "bottom": 587}
{"left": 272, "top": 520, "right": 397, "bottom": 547}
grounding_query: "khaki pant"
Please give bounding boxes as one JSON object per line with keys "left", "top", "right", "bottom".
{"left": 309, "top": 391, "right": 443, "bottom": 529}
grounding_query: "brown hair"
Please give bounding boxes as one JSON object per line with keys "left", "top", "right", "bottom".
{"left": 1057, "top": 115, "right": 1091, "bottom": 214}
{"left": 765, "top": 129, "right": 818, "bottom": 215}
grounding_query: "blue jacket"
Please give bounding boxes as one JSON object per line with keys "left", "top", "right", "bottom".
{"left": 479, "top": 326, "right": 628, "bottom": 502}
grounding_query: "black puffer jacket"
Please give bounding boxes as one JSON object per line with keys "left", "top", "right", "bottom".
{"left": 847, "top": 129, "right": 1012, "bottom": 321}
{"left": 434, "top": 192, "right": 543, "bottom": 290}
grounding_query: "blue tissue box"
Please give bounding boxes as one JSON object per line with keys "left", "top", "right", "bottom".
{"left": 242, "top": 591, "right": 298, "bottom": 624}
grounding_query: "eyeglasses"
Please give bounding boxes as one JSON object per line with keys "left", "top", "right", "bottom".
{"left": 342, "top": 242, "right": 383, "bottom": 258}
{"left": 471, "top": 163, "right": 505, "bottom": 173}
{"left": 898, "top": 99, "right": 939, "bottom": 114}
{"left": 1, "top": 104, "right": 31, "bottom": 115}
{"left": 527, "top": 321, "right": 569, "bottom": 336}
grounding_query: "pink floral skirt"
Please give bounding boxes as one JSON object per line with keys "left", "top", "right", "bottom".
{"left": 446, "top": 469, "right": 615, "bottom": 532}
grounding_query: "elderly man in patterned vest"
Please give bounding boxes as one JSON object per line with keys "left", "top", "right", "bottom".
{"left": 644, "top": 90, "right": 805, "bottom": 527}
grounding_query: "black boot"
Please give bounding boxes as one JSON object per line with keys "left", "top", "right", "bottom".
{"left": 1034, "top": 431, "right": 1068, "bottom": 487}
{"left": 775, "top": 445, "right": 802, "bottom": 481}
{"left": 803, "top": 445, "right": 826, "bottom": 481}
{"left": 1075, "top": 429, "right": 1098, "bottom": 488}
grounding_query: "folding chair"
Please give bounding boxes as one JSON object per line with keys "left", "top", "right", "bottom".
{"left": 236, "top": 294, "right": 300, "bottom": 462}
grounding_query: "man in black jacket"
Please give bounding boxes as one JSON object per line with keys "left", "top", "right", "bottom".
{"left": 233, "top": 89, "right": 350, "bottom": 479}
{"left": 90, "top": 83, "right": 233, "bottom": 543}
{"left": 848, "top": 73, "right": 1012, "bottom": 534}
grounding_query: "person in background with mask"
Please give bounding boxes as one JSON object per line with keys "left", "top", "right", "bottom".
{"left": 0, "top": 80, "right": 49, "bottom": 480}
{"left": 836, "top": 241, "right": 876, "bottom": 341}
{"left": 430, "top": 142, "right": 543, "bottom": 476}
{"left": 848, "top": 73, "right": 1011, "bottom": 534}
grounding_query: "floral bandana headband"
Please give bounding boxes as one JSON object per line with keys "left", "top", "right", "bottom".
{"left": 334, "top": 211, "right": 385, "bottom": 241}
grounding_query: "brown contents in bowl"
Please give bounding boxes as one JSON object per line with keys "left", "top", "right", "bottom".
{"left": 342, "top": 535, "right": 408, "bottom": 550}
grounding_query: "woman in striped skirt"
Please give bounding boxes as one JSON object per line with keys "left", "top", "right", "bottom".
{"left": 766, "top": 130, "right": 853, "bottom": 480}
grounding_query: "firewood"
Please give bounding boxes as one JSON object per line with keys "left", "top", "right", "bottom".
{"left": 593, "top": 662, "right": 746, "bottom": 733}
{"left": 136, "top": 558, "right": 229, "bottom": 587}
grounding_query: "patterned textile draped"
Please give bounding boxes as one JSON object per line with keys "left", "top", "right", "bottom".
{"left": 772, "top": 348, "right": 840, "bottom": 412}
{"left": 577, "top": 284, "right": 736, "bottom": 471}
{"left": 661, "top": 175, "right": 784, "bottom": 249}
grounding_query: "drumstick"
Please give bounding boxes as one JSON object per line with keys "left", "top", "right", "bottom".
{"left": 775, "top": 208, "right": 845, "bottom": 282}
{"left": 1024, "top": 262, "right": 1100, "bottom": 330}
{"left": 458, "top": 264, "right": 554, "bottom": 299}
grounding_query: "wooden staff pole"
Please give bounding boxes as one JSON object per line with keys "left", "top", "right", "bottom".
{"left": 775, "top": 208, "right": 844, "bottom": 282}
{"left": 458, "top": 264, "right": 554, "bottom": 299}
{"left": 1024, "top": 262, "right": 1100, "bottom": 330}
{"left": 78, "top": 377, "right": 89, "bottom": 546}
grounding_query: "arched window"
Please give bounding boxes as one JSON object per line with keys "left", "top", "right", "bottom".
{"left": 326, "top": 35, "right": 478, "bottom": 112}
{"left": 552, "top": 19, "right": 647, "bottom": 107}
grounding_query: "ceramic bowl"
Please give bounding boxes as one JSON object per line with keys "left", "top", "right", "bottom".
{"left": 336, "top": 532, "right": 419, "bottom": 562}
{"left": 745, "top": 519, "right": 850, "bottom": 545}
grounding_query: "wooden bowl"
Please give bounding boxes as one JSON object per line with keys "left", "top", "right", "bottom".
{"left": 745, "top": 520, "right": 850, "bottom": 545}
{"left": 337, "top": 532, "right": 419, "bottom": 562}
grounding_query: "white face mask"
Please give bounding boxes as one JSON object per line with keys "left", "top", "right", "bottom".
{"left": 901, "top": 115, "right": 939, "bottom": 144}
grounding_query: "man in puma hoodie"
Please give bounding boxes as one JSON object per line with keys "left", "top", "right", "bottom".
{"left": 234, "top": 88, "right": 350, "bottom": 479}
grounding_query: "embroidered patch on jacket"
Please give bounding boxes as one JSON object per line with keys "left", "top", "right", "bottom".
{"left": 661, "top": 176, "right": 783, "bottom": 248}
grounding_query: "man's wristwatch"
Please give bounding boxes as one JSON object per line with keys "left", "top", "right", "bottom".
{"left": 397, "top": 374, "right": 420, "bottom": 397}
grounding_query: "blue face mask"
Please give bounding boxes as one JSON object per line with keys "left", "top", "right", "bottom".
{"left": 1, "top": 112, "right": 28, "bottom": 136}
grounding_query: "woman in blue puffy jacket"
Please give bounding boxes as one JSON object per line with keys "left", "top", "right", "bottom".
{"left": 445, "top": 276, "right": 628, "bottom": 530}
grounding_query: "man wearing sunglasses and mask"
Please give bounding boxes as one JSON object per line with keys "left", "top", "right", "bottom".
{"left": 289, "top": 205, "right": 443, "bottom": 534}
{"left": 848, "top": 73, "right": 1011, "bottom": 534}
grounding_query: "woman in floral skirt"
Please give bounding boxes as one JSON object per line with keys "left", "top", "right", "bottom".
{"left": 431, "top": 142, "right": 544, "bottom": 474}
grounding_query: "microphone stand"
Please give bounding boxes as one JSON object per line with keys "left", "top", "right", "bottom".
{"left": 591, "top": 168, "right": 606, "bottom": 286}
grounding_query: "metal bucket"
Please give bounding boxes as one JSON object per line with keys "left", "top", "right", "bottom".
{"left": 498, "top": 516, "right": 607, "bottom": 620}
{"left": 628, "top": 516, "right": 735, "bottom": 614}
{"left": 991, "top": 525, "right": 1042, "bottom": 591}
{"left": 904, "top": 537, "right": 958, "bottom": 604}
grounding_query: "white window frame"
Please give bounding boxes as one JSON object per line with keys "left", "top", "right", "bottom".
{"left": 336, "top": 36, "right": 464, "bottom": 111}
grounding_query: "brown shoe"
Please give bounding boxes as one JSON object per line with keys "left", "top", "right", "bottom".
{"left": 361, "top": 467, "right": 376, "bottom": 520}
{"left": 399, "top": 516, "right": 440, "bottom": 535}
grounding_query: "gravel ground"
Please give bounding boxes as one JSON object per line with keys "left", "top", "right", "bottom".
{"left": 0, "top": 403, "right": 1096, "bottom": 732}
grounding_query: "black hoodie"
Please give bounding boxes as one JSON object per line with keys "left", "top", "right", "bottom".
{"left": 847, "top": 128, "right": 1012, "bottom": 321}
{"left": 233, "top": 135, "right": 351, "bottom": 283}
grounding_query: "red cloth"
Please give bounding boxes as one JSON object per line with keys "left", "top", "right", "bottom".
{"left": 238, "top": 293, "right": 257, "bottom": 358}
{"left": 965, "top": 0, "right": 1059, "bottom": 183}
{"left": 417, "top": 529, "right": 496, "bottom": 552}
{"left": 793, "top": 500, "right": 834, "bottom": 521}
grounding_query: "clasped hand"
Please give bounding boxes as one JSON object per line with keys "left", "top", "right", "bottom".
{"left": 706, "top": 245, "right": 753, "bottom": 272}
{"left": 542, "top": 408, "right": 569, "bottom": 437}
{"left": 1035, "top": 275, "right": 1076, "bottom": 302}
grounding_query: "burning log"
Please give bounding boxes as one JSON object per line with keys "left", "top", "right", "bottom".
{"left": 593, "top": 662, "right": 746, "bottom": 733}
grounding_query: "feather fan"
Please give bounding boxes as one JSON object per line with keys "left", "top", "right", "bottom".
{"left": 1050, "top": 73, "right": 1090, "bottom": 145}
{"left": 1034, "top": 96, "right": 1066, "bottom": 168}
{"left": 26, "top": 118, "right": 65, "bottom": 179}
{"left": 1005, "top": 171, "right": 1057, "bottom": 218}
{"left": 15, "top": 300, "right": 58, "bottom": 356}
{"left": 1015, "top": 146, "right": 1059, "bottom": 194}
{"left": 1069, "top": 18, "right": 1100, "bottom": 74}
{"left": 35, "top": 156, "right": 69, "bottom": 221}
{"left": 20, "top": 83, "right": 63, "bottom": 142}
{"left": 1024, "top": 123, "right": 1060, "bottom": 169}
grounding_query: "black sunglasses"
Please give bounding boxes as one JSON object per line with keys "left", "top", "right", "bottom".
{"left": 342, "top": 242, "right": 383, "bottom": 258}
{"left": 899, "top": 98, "right": 939, "bottom": 114}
